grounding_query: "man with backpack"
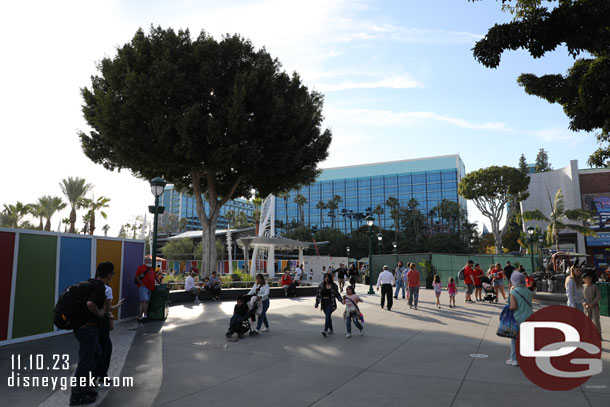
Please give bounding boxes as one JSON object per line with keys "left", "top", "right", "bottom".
{"left": 55, "top": 262, "right": 114, "bottom": 406}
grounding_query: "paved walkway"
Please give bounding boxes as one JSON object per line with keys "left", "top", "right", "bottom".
{"left": 1, "top": 285, "right": 609, "bottom": 407}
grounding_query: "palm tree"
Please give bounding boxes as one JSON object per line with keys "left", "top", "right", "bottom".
{"left": 277, "top": 191, "right": 290, "bottom": 231}
{"left": 326, "top": 195, "right": 342, "bottom": 229}
{"left": 82, "top": 213, "right": 91, "bottom": 234}
{"left": 386, "top": 196, "right": 400, "bottom": 243}
{"left": 293, "top": 194, "right": 308, "bottom": 226}
{"left": 523, "top": 188, "right": 597, "bottom": 251}
{"left": 373, "top": 204, "right": 385, "bottom": 229}
{"left": 82, "top": 196, "right": 110, "bottom": 235}
{"left": 60, "top": 177, "right": 93, "bottom": 234}
{"left": 102, "top": 224, "right": 110, "bottom": 236}
{"left": 38, "top": 196, "right": 67, "bottom": 231}
{"left": 0, "top": 201, "right": 31, "bottom": 228}
{"left": 29, "top": 202, "right": 46, "bottom": 230}
{"left": 62, "top": 218, "right": 71, "bottom": 233}
{"left": 315, "top": 200, "right": 326, "bottom": 228}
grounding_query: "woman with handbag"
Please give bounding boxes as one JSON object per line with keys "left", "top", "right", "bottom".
{"left": 248, "top": 274, "right": 270, "bottom": 333}
{"left": 506, "top": 272, "right": 533, "bottom": 366}
{"left": 314, "top": 273, "right": 343, "bottom": 337}
{"left": 343, "top": 285, "right": 364, "bottom": 338}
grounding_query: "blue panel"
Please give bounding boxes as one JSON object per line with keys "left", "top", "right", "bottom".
{"left": 58, "top": 237, "right": 92, "bottom": 294}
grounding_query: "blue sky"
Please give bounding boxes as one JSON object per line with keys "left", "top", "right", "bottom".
{"left": 1, "top": 0, "right": 597, "bottom": 235}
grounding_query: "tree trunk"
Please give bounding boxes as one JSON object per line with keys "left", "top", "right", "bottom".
{"left": 69, "top": 207, "right": 77, "bottom": 234}
{"left": 90, "top": 211, "right": 96, "bottom": 235}
{"left": 44, "top": 217, "right": 51, "bottom": 231}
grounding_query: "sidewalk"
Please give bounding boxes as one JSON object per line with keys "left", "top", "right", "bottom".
{"left": 1, "top": 286, "right": 609, "bottom": 407}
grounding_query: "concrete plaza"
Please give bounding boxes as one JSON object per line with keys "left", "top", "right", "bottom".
{"left": 1, "top": 286, "right": 609, "bottom": 407}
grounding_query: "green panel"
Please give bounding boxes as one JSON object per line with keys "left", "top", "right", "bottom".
{"left": 13, "top": 234, "right": 57, "bottom": 338}
{"left": 599, "top": 283, "right": 610, "bottom": 317}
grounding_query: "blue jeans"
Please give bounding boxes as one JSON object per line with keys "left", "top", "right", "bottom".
{"left": 509, "top": 337, "right": 516, "bottom": 361}
{"left": 394, "top": 279, "right": 406, "bottom": 298}
{"left": 72, "top": 325, "right": 101, "bottom": 397}
{"left": 256, "top": 299, "right": 270, "bottom": 330}
{"left": 408, "top": 287, "right": 419, "bottom": 306}
{"left": 322, "top": 298, "right": 334, "bottom": 332}
{"left": 229, "top": 314, "right": 243, "bottom": 334}
{"left": 345, "top": 312, "right": 363, "bottom": 333}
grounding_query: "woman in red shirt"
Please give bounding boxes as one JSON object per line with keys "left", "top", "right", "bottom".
{"left": 280, "top": 270, "right": 292, "bottom": 297}
{"left": 473, "top": 264, "right": 484, "bottom": 302}
{"left": 491, "top": 263, "right": 507, "bottom": 301}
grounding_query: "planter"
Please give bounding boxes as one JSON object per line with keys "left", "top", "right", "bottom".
{"left": 425, "top": 276, "right": 433, "bottom": 289}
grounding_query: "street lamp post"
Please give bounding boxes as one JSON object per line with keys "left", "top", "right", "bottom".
{"left": 377, "top": 233, "right": 383, "bottom": 255}
{"left": 527, "top": 226, "right": 535, "bottom": 273}
{"left": 366, "top": 216, "right": 375, "bottom": 294}
{"left": 346, "top": 246, "right": 351, "bottom": 269}
{"left": 392, "top": 241, "right": 397, "bottom": 265}
{"left": 149, "top": 177, "right": 167, "bottom": 272}
{"left": 538, "top": 236, "right": 544, "bottom": 270}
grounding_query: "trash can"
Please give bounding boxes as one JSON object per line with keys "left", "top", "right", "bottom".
{"left": 599, "top": 282, "right": 610, "bottom": 317}
{"left": 148, "top": 284, "right": 169, "bottom": 320}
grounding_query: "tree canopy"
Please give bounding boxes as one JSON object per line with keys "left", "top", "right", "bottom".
{"left": 458, "top": 166, "right": 530, "bottom": 253}
{"left": 470, "top": 0, "right": 610, "bottom": 167}
{"left": 79, "top": 26, "right": 331, "bottom": 274}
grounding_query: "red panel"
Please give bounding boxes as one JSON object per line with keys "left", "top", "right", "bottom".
{"left": 0, "top": 232, "right": 16, "bottom": 341}
{"left": 161, "top": 260, "right": 167, "bottom": 271}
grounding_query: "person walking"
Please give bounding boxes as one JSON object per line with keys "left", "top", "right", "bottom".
{"left": 248, "top": 274, "right": 270, "bottom": 333}
{"left": 507, "top": 272, "right": 533, "bottom": 366}
{"left": 393, "top": 261, "right": 407, "bottom": 300}
{"left": 376, "top": 265, "right": 395, "bottom": 310}
{"left": 407, "top": 263, "right": 421, "bottom": 310}
{"left": 315, "top": 273, "right": 343, "bottom": 336}
{"left": 565, "top": 265, "right": 584, "bottom": 312}
{"left": 343, "top": 285, "right": 364, "bottom": 338}
{"left": 583, "top": 271, "right": 602, "bottom": 336}
{"left": 447, "top": 276, "right": 457, "bottom": 308}
{"left": 348, "top": 264, "right": 358, "bottom": 290}
{"left": 432, "top": 274, "right": 442, "bottom": 309}
{"left": 338, "top": 264, "right": 346, "bottom": 292}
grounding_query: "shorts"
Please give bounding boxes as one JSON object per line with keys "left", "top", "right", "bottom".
{"left": 138, "top": 286, "right": 151, "bottom": 302}
{"left": 449, "top": 293, "right": 456, "bottom": 298}
{"left": 475, "top": 284, "right": 482, "bottom": 289}
{"left": 187, "top": 287, "right": 199, "bottom": 295}
{"left": 493, "top": 280, "right": 504, "bottom": 287}
{"left": 466, "top": 284, "right": 474, "bottom": 295}
{"left": 434, "top": 290, "right": 442, "bottom": 296}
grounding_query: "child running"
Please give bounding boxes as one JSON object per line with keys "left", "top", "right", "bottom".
{"left": 343, "top": 285, "right": 364, "bottom": 338}
{"left": 432, "top": 274, "right": 442, "bottom": 309}
{"left": 447, "top": 277, "right": 457, "bottom": 308}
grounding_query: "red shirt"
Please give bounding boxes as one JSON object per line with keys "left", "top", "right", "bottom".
{"left": 280, "top": 275, "right": 292, "bottom": 286}
{"left": 137, "top": 265, "right": 156, "bottom": 291}
{"left": 464, "top": 265, "right": 474, "bottom": 285}
{"left": 406, "top": 269, "right": 420, "bottom": 287}
{"left": 473, "top": 268, "right": 484, "bottom": 286}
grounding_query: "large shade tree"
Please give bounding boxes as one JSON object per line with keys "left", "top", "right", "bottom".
{"left": 79, "top": 27, "right": 331, "bottom": 275}
{"left": 458, "top": 166, "right": 530, "bottom": 253}
{"left": 470, "top": 0, "right": 610, "bottom": 167}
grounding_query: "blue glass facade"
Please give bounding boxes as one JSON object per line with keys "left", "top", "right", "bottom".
{"left": 275, "top": 155, "right": 466, "bottom": 233}
{"left": 162, "top": 185, "right": 255, "bottom": 231}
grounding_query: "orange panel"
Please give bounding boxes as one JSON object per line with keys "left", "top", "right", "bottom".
{"left": 96, "top": 239, "right": 122, "bottom": 320}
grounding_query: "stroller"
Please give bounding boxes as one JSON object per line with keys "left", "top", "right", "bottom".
{"left": 480, "top": 276, "right": 497, "bottom": 303}
{"left": 227, "top": 295, "right": 261, "bottom": 341}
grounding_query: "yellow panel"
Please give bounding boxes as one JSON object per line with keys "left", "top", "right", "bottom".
{"left": 96, "top": 239, "right": 122, "bottom": 320}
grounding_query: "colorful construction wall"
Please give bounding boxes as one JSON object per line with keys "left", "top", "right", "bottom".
{"left": 0, "top": 228, "right": 145, "bottom": 345}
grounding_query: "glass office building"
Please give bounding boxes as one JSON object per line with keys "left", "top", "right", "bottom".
{"left": 275, "top": 155, "right": 466, "bottom": 233}
{"left": 161, "top": 185, "right": 255, "bottom": 231}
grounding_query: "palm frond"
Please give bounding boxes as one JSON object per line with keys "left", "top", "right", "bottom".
{"left": 522, "top": 209, "right": 549, "bottom": 222}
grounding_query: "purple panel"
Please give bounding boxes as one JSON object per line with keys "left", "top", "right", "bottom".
{"left": 121, "top": 241, "right": 144, "bottom": 319}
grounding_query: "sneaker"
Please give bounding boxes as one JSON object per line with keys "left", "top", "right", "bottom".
{"left": 360, "top": 329, "right": 364, "bottom": 336}
{"left": 345, "top": 333, "right": 352, "bottom": 338}
{"left": 506, "top": 359, "right": 517, "bottom": 365}
{"left": 322, "top": 331, "right": 327, "bottom": 337}
{"left": 194, "top": 299, "right": 201, "bottom": 304}
{"left": 414, "top": 306, "right": 417, "bottom": 310}
{"left": 253, "top": 328, "right": 260, "bottom": 334}
{"left": 409, "top": 305, "right": 413, "bottom": 309}
{"left": 225, "top": 332, "right": 232, "bottom": 339}
{"left": 511, "top": 359, "right": 519, "bottom": 366}
{"left": 327, "top": 330, "right": 334, "bottom": 335}
{"left": 261, "top": 327, "right": 269, "bottom": 332}
{"left": 393, "top": 296, "right": 398, "bottom": 299}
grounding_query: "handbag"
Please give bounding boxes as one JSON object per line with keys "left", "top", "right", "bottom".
{"left": 345, "top": 296, "right": 364, "bottom": 323}
{"left": 496, "top": 305, "right": 518, "bottom": 338}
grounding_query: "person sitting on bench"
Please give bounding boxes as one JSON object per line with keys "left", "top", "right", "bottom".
{"left": 204, "top": 271, "right": 222, "bottom": 300}
{"left": 184, "top": 270, "right": 201, "bottom": 303}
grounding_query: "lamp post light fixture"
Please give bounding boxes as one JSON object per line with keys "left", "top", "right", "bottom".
{"left": 346, "top": 246, "right": 351, "bottom": 268}
{"left": 392, "top": 241, "right": 397, "bottom": 264}
{"left": 526, "top": 226, "right": 535, "bottom": 273}
{"left": 366, "top": 215, "right": 375, "bottom": 294}
{"left": 377, "top": 233, "right": 383, "bottom": 254}
{"left": 149, "top": 177, "right": 167, "bottom": 273}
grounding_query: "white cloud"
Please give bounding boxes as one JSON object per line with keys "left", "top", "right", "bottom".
{"left": 316, "top": 75, "right": 422, "bottom": 91}
{"left": 526, "top": 128, "right": 589, "bottom": 146}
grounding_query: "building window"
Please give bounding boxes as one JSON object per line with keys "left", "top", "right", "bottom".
{"left": 413, "top": 174, "right": 426, "bottom": 184}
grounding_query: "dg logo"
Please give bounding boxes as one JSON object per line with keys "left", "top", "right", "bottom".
{"left": 517, "top": 305, "right": 603, "bottom": 391}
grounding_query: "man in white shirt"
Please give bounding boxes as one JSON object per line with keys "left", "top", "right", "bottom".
{"left": 184, "top": 271, "right": 201, "bottom": 303}
{"left": 376, "top": 265, "right": 395, "bottom": 311}
{"left": 295, "top": 265, "right": 303, "bottom": 281}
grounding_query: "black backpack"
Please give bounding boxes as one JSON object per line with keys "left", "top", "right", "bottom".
{"left": 53, "top": 280, "right": 93, "bottom": 330}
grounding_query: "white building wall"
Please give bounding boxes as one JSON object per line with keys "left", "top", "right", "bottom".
{"left": 520, "top": 160, "right": 586, "bottom": 252}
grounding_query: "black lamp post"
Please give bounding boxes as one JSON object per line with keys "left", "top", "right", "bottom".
{"left": 392, "top": 241, "right": 397, "bottom": 265}
{"left": 149, "top": 177, "right": 167, "bottom": 272}
{"left": 346, "top": 246, "right": 351, "bottom": 268}
{"left": 526, "top": 226, "right": 535, "bottom": 273}
{"left": 377, "top": 233, "right": 383, "bottom": 254}
{"left": 366, "top": 215, "right": 375, "bottom": 294}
